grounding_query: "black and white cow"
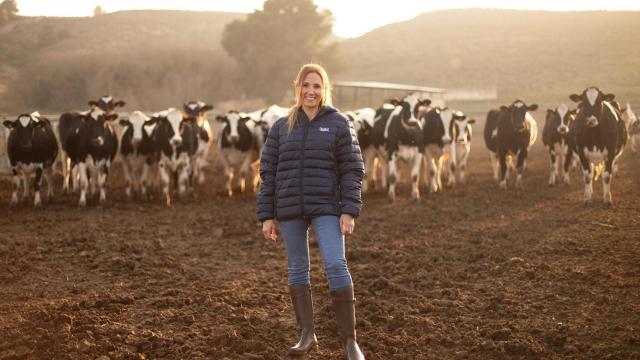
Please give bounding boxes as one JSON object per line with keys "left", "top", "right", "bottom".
{"left": 183, "top": 101, "right": 213, "bottom": 184}
{"left": 216, "top": 110, "right": 260, "bottom": 197}
{"left": 373, "top": 93, "right": 431, "bottom": 201}
{"left": 484, "top": 100, "right": 538, "bottom": 191}
{"left": 569, "top": 87, "right": 627, "bottom": 205}
{"left": 59, "top": 95, "right": 125, "bottom": 194}
{"left": 119, "top": 111, "right": 160, "bottom": 199}
{"left": 626, "top": 103, "right": 639, "bottom": 154}
{"left": 144, "top": 109, "right": 198, "bottom": 205}
{"left": 422, "top": 108, "right": 475, "bottom": 193}
{"left": 369, "top": 102, "right": 397, "bottom": 191}
{"left": 345, "top": 107, "right": 378, "bottom": 193}
{"left": 543, "top": 104, "right": 578, "bottom": 186}
{"left": 3, "top": 112, "right": 58, "bottom": 207}
{"left": 58, "top": 109, "right": 119, "bottom": 206}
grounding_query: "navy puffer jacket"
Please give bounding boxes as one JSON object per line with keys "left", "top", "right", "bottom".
{"left": 256, "top": 106, "right": 364, "bottom": 222}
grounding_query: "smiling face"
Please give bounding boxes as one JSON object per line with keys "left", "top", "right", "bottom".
{"left": 300, "top": 72, "right": 323, "bottom": 112}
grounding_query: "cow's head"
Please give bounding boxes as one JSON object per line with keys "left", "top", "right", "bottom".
{"left": 546, "top": 104, "right": 575, "bottom": 135}
{"left": 396, "top": 93, "right": 431, "bottom": 128}
{"left": 501, "top": 99, "right": 538, "bottom": 132}
{"left": 569, "top": 87, "right": 615, "bottom": 128}
{"left": 216, "top": 111, "right": 251, "bottom": 145}
{"left": 183, "top": 101, "right": 213, "bottom": 122}
{"left": 452, "top": 111, "right": 474, "bottom": 143}
{"left": 119, "top": 111, "right": 150, "bottom": 145}
{"left": 89, "top": 95, "right": 126, "bottom": 114}
{"left": 3, "top": 113, "right": 47, "bottom": 150}
{"left": 87, "top": 113, "right": 118, "bottom": 147}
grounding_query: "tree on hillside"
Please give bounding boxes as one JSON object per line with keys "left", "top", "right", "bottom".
{"left": 93, "top": 5, "right": 106, "bottom": 17}
{"left": 221, "top": 0, "right": 341, "bottom": 102}
{"left": 0, "top": 0, "right": 19, "bottom": 24}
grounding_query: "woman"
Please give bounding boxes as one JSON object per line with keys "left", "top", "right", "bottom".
{"left": 256, "top": 63, "right": 365, "bottom": 360}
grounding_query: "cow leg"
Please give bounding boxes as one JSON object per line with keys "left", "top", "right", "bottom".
{"left": 490, "top": 152, "right": 500, "bottom": 181}
{"left": 603, "top": 157, "right": 614, "bottom": 206}
{"left": 239, "top": 156, "right": 253, "bottom": 194}
{"left": 71, "top": 163, "right": 79, "bottom": 193}
{"left": 379, "top": 157, "right": 388, "bottom": 190}
{"left": 78, "top": 162, "right": 89, "bottom": 206}
{"left": 98, "top": 162, "right": 108, "bottom": 204}
{"left": 387, "top": 154, "right": 397, "bottom": 202}
{"left": 159, "top": 162, "right": 171, "bottom": 205}
{"left": 410, "top": 153, "right": 422, "bottom": 201}
{"left": 21, "top": 172, "right": 30, "bottom": 201}
{"left": 548, "top": 147, "right": 557, "bottom": 186}
{"left": 44, "top": 166, "right": 54, "bottom": 201}
{"left": 446, "top": 144, "right": 457, "bottom": 188}
{"left": 498, "top": 150, "right": 508, "bottom": 190}
{"left": 198, "top": 155, "right": 207, "bottom": 185}
{"left": 515, "top": 150, "right": 528, "bottom": 192}
{"left": 362, "top": 148, "right": 375, "bottom": 194}
{"left": 33, "top": 165, "right": 43, "bottom": 208}
{"left": 122, "top": 157, "right": 133, "bottom": 199}
{"left": 140, "top": 162, "right": 150, "bottom": 198}
{"left": 178, "top": 161, "right": 190, "bottom": 200}
{"left": 251, "top": 159, "right": 262, "bottom": 193}
{"left": 425, "top": 150, "right": 438, "bottom": 193}
{"left": 579, "top": 154, "right": 593, "bottom": 205}
{"left": 225, "top": 166, "right": 234, "bottom": 197}
{"left": 563, "top": 146, "right": 573, "bottom": 185}
{"left": 631, "top": 134, "right": 638, "bottom": 154}
{"left": 458, "top": 144, "right": 470, "bottom": 185}
{"left": 61, "top": 152, "right": 70, "bottom": 195}
{"left": 10, "top": 168, "right": 19, "bottom": 207}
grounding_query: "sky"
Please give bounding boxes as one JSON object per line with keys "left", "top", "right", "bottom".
{"left": 16, "top": 0, "right": 640, "bottom": 38}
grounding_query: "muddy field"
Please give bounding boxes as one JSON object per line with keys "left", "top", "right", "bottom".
{"left": 1, "top": 112, "right": 639, "bottom": 359}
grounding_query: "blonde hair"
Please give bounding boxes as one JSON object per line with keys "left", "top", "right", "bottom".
{"left": 287, "top": 63, "right": 332, "bottom": 133}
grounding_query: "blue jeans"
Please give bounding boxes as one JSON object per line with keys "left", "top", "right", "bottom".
{"left": 279, "top": 215, "right": 353, "bottom": 290}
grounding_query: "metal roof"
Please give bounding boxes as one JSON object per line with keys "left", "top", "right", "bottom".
{"left": 333, "top": 81, "right": 446, "bottom": 94}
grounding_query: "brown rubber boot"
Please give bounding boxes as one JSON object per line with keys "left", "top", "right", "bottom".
{"left": 288, "top": 284, "right": 318, "bottom": 355}
{"left": 330, "top": 286, "right": 365, "bottom": 360}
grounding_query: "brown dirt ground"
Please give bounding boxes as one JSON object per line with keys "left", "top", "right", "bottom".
{"left": 1, "top": 112, "right": 639, "bottom": 360}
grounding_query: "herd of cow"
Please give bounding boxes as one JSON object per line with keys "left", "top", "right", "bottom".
{"left": 2, "top": 86, "right": 638, "bottom": 208}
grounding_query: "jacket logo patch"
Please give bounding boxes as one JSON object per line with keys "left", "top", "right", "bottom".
{"left": 319, "top": 127, "right": 330, "bottom": 132}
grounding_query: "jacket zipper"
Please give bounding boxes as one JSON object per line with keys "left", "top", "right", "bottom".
{"left": 299, "top": 118, "right": 309, "bottom": 217}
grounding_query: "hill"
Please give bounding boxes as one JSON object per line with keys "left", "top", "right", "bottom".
{"left": 0, "top": 10, "right": 245, "bottom": 113}
{"left": 336, "top": 9, "right": 640, "bottom": 105}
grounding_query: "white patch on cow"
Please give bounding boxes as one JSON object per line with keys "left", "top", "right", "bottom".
{"left": 440, "top": 109, "right": 454, "bottom": 143}
{"left": 602, "top": 101, "right": 619, "bottom": 122}
{"left": 355, "top": 108, "right": 376, "bottom": 128}
{"left": 382, "top": 103, "right": 395, "bottom": 110}
{"left": 90, "top": 107, "right": 105, "bottom": 121}
{"left": 166, "top": 110, "right": 184, "bottom": 144}
{"left": 188, "top": 103, "right": 198, "bottom": 110}
{"left": 456, "top": 119, "right": 470, "bottom": 142}
{"left": 525, "top": 112, "right": 538, "bottom": 146}
{"left": 226, "top": 112, "right": 241, "bottom": 140}
{"left": 557, "top": 104, "right": 568, "bottom": 120}
{"left": 19, "top": 116, "right": 31, "bottom": 127}
{"left": 129, "top": 111, "right": 148, "bottom": 141}
{"left": 101, "top": 96, "right": 113, "bottom": 104}
{"left": 144, "top": 123, "right": 157, "bottom": 136}
{"left": 513, "top": 101, "right": 525, "bottom": 108}
{"left": 384, "top": 106, "right": 403, "bottom": 139}
{"left": 30, "top": 111, "right": 41, "bottom": 119}
{"left": 585, "top": 147, "right": 608, "bottom": 165}
{"left": 396, "top": 145, "right": 419, "bottom": 161}
{"left": 586, "top": 88, "right": 599, "bottom": 106}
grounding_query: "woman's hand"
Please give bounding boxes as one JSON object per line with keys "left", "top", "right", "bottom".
{"left": 262, "top": 219, "right": 278, "bottom": 241}
{"left": 340, "top": 214, "right": 355, "bottom": 235}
